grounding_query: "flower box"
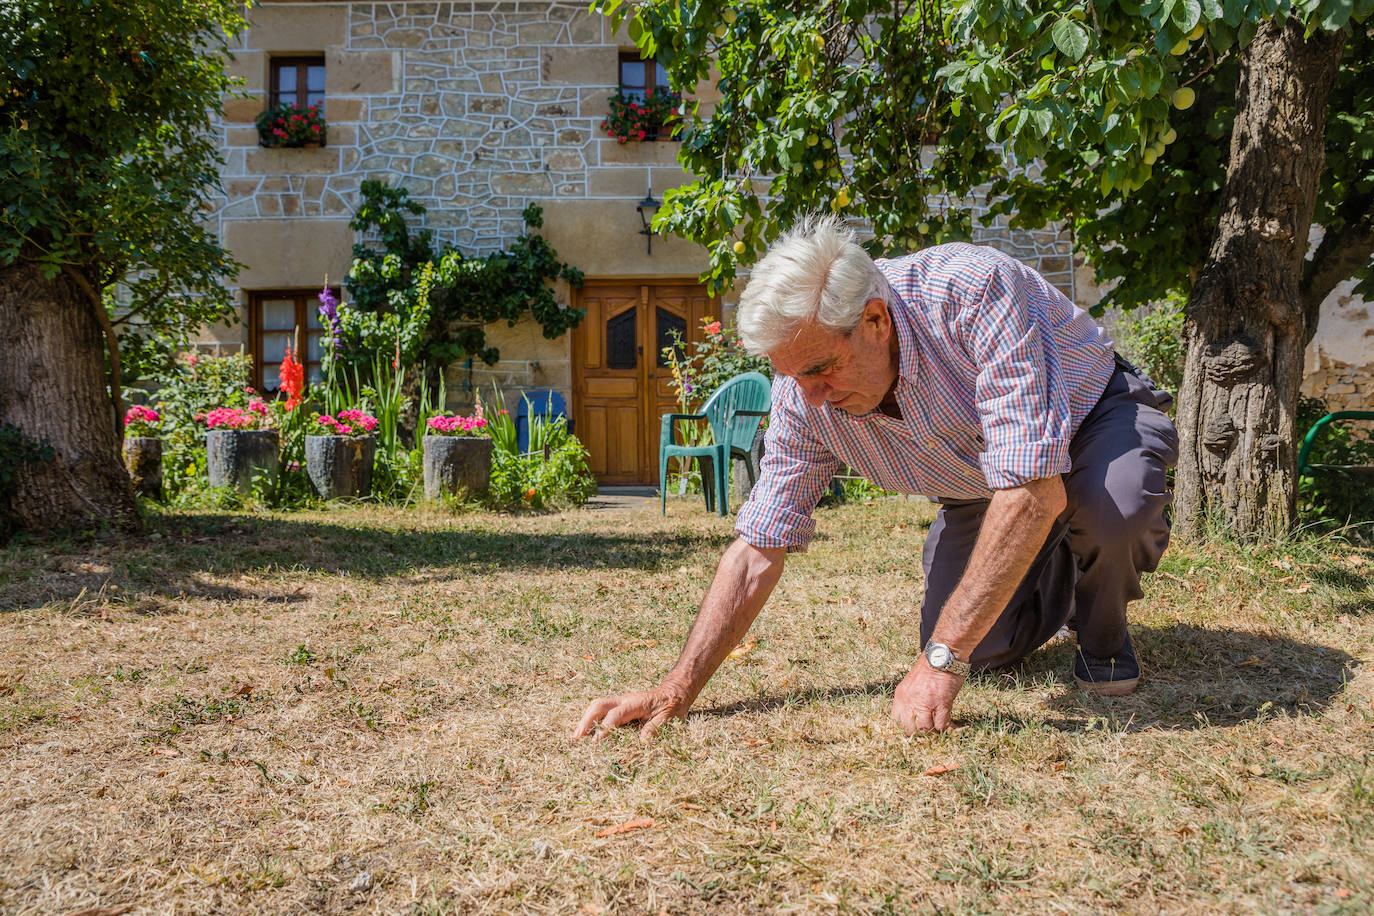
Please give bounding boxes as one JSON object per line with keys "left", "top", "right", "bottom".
{"left": 206, "top": 429, "right": 280, "bottom": 492}
{"left": 305, "top": 434, "right": 376, "bottom": 500}
{"left": 422, "top": 435, "right": 493, "bottom": 500}
{"left": 255, "top": 102, "right": 328, "bottom": 148}
{"left": 123, "top": 436, "right": 163, "bottom": 501}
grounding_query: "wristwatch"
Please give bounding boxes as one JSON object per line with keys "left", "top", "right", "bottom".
{"left": 924, "top": 641, "right": 971, "bottom": 677}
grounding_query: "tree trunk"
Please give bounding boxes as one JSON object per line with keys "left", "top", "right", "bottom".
{"left": 1174, "top": 20, "right": 1345, "bottom": 541}
{"left": 0, "top": 260, "right": 140, "bottom": 534}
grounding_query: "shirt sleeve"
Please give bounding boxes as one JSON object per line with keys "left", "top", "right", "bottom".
{"left": 734, "top": 380, "right": 839, "bottom": 552}
{"left": 956, "top": 256, "right": 1075, "bottom": 490}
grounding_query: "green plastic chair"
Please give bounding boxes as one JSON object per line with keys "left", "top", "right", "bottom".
{"left": 1297, "top": 411, "right": 1374, "bottom": 476}
{"left": 659, "top": 371, "right": 772, "bottom": 516}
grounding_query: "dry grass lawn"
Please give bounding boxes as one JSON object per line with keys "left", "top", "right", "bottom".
{"left": 0, "top": 497, "right": 1371, "bottom": 915}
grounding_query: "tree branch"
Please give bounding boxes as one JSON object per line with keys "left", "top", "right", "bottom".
{"left": 63, "top": 265, "right": 125, "bottom": 437}
{"left": 1301, "top": 192, "right": 1374, "bottom": 345}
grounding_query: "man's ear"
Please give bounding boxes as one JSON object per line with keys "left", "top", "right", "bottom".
{"left": 863, "top": 297, "right": 892, "bottom": 338}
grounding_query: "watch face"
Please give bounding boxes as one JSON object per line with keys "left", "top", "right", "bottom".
{"left": 928, "top": 645, "right": 951, "bottom": 668}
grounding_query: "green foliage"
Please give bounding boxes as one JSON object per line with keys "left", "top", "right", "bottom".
{"left": 596, "top": 0, "right": 1373, "bottom": 308}
{"left": 1, "top": 1, "right": 247, "bottom": 347}
{"left": 663, "top": 317, "right": 773, "bottom": 412}
{"left": 483, "top": 391, "right": 597, "bottom": 510}
{"left": 345, "top": 182, "right": 586, "bottom": 373}
{"left": 600, "top": 87, "right": 682, "bottom": 142}
{"left": 145, "top": 352, "right": 254, "bottom": 505}
{"left": 1114, "top": 296, "right": 1187, "bottom": 397}
{"left": 254, "top": 101, "right": 327, "bottom": 147}
{"left": 1297, "top": 398, "right": 1374, "bottom": 537}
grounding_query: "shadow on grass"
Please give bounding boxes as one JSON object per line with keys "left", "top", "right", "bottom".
{"left": 697, "top": 623, "right": 1358, "bottom": 732}
{"left": 0, "top": 512, "right": 735, "bottom": 612}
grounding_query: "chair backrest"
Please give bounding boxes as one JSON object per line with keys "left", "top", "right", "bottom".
{"left": 516, "top": 389, "right": 569, "bottom": 453}
{"left": 701, "top": 372, "right": 772, "bottom": 453}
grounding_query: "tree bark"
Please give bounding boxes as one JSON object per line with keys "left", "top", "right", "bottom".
{"left": 0, "top": 260, "right": 140, "bottom": 534}
{"left": 1174, "top": 20, "right": 1345, "bottom": 540}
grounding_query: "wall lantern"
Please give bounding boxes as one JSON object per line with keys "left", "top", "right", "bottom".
{"left": 636, "top": 186, "right": 662, "bottom": 255}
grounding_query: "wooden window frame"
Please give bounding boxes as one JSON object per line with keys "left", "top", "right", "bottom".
{"left": 269, "top": 55, "right": 326, "bottom": 110}
{"left": 248, "top": 289, "right": 330, "bottom": 395}
{"left": 617, "top": 52, "right": 679, "bottom": 142}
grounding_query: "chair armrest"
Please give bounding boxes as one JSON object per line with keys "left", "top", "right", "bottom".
{"left": 732, "top": 410, "right": 770, "bottom": 418}
{"left": 661, "top": 411, "right": 708, "bottom": 446}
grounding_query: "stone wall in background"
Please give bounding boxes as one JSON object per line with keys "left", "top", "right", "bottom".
{"left": 202, "top": 1, "right": 1366, "bottom": 418}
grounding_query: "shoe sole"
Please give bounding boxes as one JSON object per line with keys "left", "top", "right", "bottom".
{"left": 1075, "top": 675, "right": 1139, "bottom": 697}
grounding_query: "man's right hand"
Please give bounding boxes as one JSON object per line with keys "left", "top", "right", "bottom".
{"left": 571, "top": 683, "right": 692, "bottom": 742}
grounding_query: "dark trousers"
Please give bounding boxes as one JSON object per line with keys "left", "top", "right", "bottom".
{"left": 918, "top": 360, "right": 1180, "bottom": 668}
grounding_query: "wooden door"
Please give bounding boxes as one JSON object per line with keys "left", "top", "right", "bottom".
{"left": 572, "top": 281, "right": 714, "bottom": 485}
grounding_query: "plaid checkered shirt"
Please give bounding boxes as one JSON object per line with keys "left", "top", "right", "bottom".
{"left": 735, "top": 242, "right": 1116, "bottom": 552}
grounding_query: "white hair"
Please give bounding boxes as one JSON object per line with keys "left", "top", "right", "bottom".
{"left": 736, "top": 213, "right": 892, "bottom": 355}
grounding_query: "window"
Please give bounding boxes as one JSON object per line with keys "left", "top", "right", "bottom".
{"left": 618, "top": 52, "right": 669, "bottom": 103}
{"left": 270, "top": 56, "right": 326, "bottom": 109}
{"left": 249, "top": 291, "right": 327, "bottom": 393}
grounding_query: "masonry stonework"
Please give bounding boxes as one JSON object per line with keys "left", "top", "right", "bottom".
{"left": 200, "top": 1, "right": 1374, "bottom": 420}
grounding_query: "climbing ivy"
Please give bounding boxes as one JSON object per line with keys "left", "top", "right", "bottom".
{"left": 345, "top": 181, "right": 584, "bottom": 372}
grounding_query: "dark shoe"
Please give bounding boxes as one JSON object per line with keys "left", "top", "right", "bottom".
{"left": 1074, "top": 633, "right": 1139, "bottom": 696}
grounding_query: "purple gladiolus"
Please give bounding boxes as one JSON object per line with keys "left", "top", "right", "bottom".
{"left": 317, "top": 285, "right": 341, "bottom": 351}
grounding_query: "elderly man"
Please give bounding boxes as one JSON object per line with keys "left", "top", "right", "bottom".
{"left": 574, "top": 215, "right": 1178, "bottom": 739}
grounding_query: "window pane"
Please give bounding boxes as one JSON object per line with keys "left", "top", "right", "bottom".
{"left": 306, "top": 65, "right": 325, "bottom": 92}
{"left": 276, "top": 89, "right": 298, "bottom": 107}
{"left": 307, "top": 364, "right": 324, "bottom": 385}
{"left": 261, "top": 332, "right": 291, "bottom": 363}
{"left": 620, "top": 60, "right": 645, "bottom": 88}
{"left": 277, "top": 67, "right": 296, "bottom": 92}
{"left": 656, "top": 309, "right": 686, "bottom": 368}
{"left": 306, "top": 303, "right": 322, "bottom": 329}
{"left": 261, "top": 363, "right": 281, "bottom": 391}
{"left": 655, "top": 62, "right": 668, "bottom": 89}
{"left": 305, "top": 90, "right": 325, "bottom": 108}
{"left": 606, "top": 307, "right": 637, "bottom": 370}
{"left": 262, "top": 300, "right": 296, "bottom": 330}
{"left": 306, "top": 331, "right": 325, "bottom": 362}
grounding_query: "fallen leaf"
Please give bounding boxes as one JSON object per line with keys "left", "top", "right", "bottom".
{"left": 63, "top": 907, "right": 135, "bottom": 916}
{"left": 677, "top": 802, "right": 704, "bottom": 812}
{"left": 580, "top": 905, "right": 604, "bottom": 915}
{"left": 1347, "top": 555, "right": 1366, "bottom": 567}
{"left": 923, "top": 763, "right": 958, "bottom": 777}
{"left": 1238, "top": 656, "right": 1263, "bottom": 668}
{"left": 1286, "top": 582, "right": 1312, "bottom": 594}
{"left": 727, "top": 640, "right": 756, "bottom": 659}
{"left": 595, "top": 816, "right": 655, "bottom": 837}
{"left": 232, "top": 683, "right": 253, "bottom": 696}
{"left": 150, "top": 748, "right": 181, "bottom": 758}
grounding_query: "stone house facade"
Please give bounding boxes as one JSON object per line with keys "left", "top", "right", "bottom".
{"left": 203, "top": 1, "right": 1369, "bottom": 485}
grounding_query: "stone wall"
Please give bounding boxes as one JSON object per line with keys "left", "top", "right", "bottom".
{"left": 206, "top": 0, "right": 1087, "bottom": 410}
{"left": 1302, "top": 277, "right": 1374, "bottom": 413}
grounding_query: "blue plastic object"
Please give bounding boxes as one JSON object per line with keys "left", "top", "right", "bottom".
{"left": 516, "top": 389, "right": 569, "bottom": 453}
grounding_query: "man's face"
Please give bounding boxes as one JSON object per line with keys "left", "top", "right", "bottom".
{"left": 766, "top": 298, "right": 899, "bottom": 415}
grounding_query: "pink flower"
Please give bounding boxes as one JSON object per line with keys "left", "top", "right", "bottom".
{"left": 705, "top": 321, "right": 722, "bottom": 335}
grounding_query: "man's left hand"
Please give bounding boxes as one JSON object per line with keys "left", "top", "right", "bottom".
{"left": 891, "top": 658, "right": 965, "bottom": 734}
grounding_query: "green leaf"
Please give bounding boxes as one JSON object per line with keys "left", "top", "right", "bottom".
{"left": 1050, "top": 18, "right": 1090, "bottom": 61}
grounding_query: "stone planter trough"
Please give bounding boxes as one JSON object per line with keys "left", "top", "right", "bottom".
{"left": 123, "top": 436, "right": 163, "bottom": 501}
{"left": 305, "top": 434, "right": 376, "bottom": 499}
{"left": 423, "top": 435, "right": 493, "bottom": 500}
{"left": 206, "top": 429, "right": 279, "bottom": 492}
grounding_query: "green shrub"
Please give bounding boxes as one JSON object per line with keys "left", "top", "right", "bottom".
{"left": 1296, "top": 396, "right": 1374, "bottom": 539}
{"left": 1114, "top": 296, "right": 1185, "bottom": 398}
{"left": 482, "top": 392, "right": 596, "bottom": 510}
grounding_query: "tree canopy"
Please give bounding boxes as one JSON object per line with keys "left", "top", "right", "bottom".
{"left": 1, "top": 0, "right": 249, "bottom": 356}
{"left": 598, "top": 0, "right": 1371, "bottom": 320}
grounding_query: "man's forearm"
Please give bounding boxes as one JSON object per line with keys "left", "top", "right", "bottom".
{"left": 930, "top": 475, "right": 1066, "bottom": 659}
{"left": 662, "top": 538, "right": 786, "bottom": 704}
